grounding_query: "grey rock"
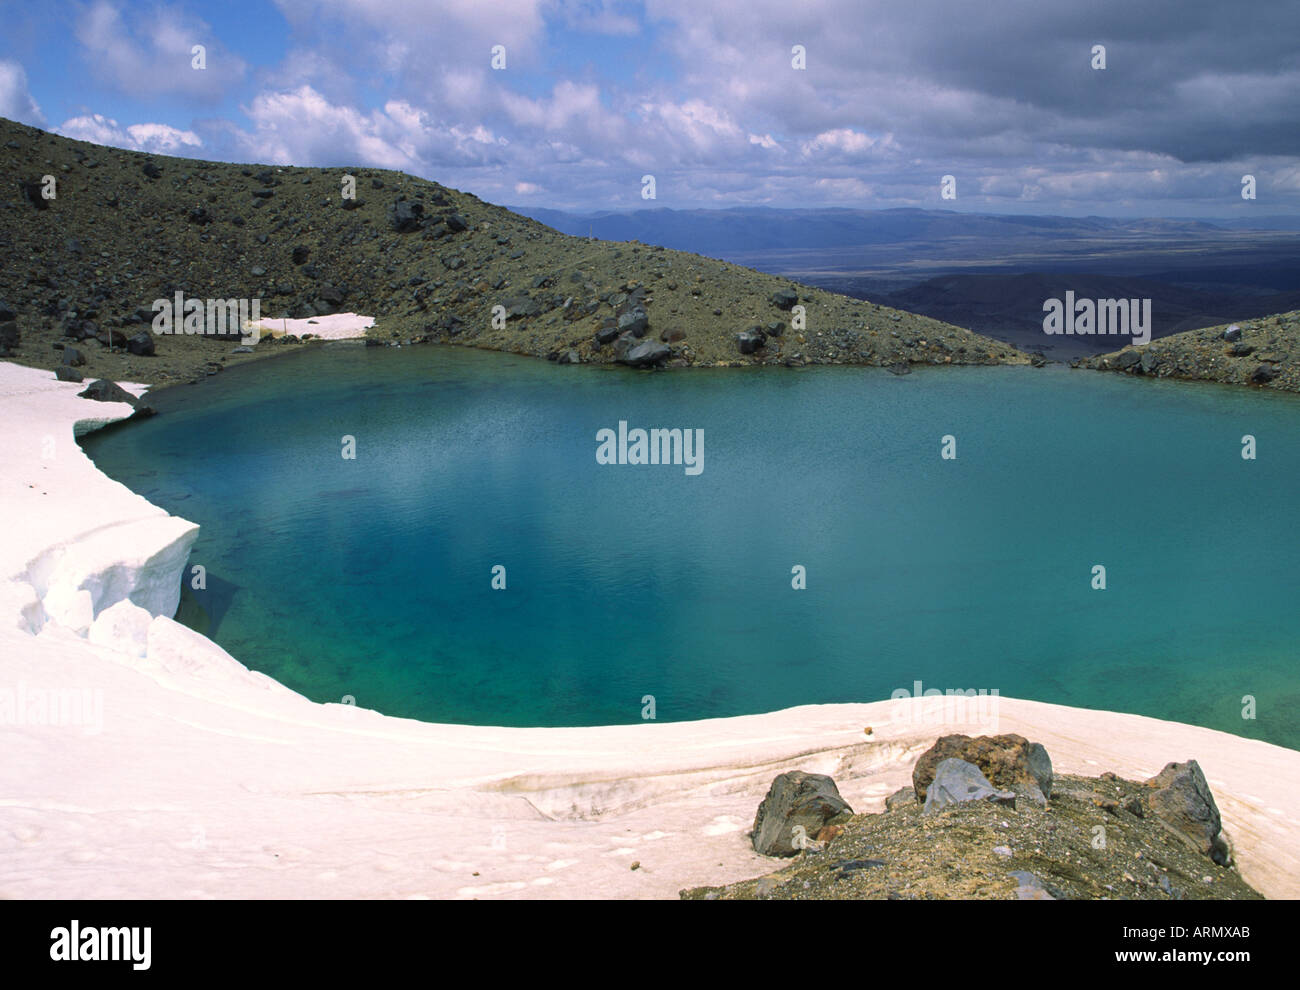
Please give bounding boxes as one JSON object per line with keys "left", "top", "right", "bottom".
{"left": 62, "top": 347, "right": 85, "bottom": 367}
{"left": 617, "top": 308, "right": 649, "bottom": 337}
{"left": 54, "top": 365, "right": 84, "bottom": 382}
{"left": 78, "top": 379, "right": 139, "bottom": 405}
{"left": 736, "top": 329, "right": 766, "bottom": 354}
{"left": 389, "top": 200, "right": 425, "bottom": 232}
{"left": 1144, "top": 760, "right": 1229, "bottom": 865}
{"left": 126, "top": 331, "right": 156, "bottom": 357}
{"left": 620, "top": 340, "right": 670, "bottom": 368}
{"left": 922, "top": 758, "right": 1017, "bottom": 815}
{"left": 1009, "top": 870, "right": 1058, "bottom": 900}
{"left": 771, "top": 288, "right": 799, "bottom": 310}
{"left": 1223, "top": 324, "right": 1242, "bottom": 341}
{"left": 751, "top": 771, "right": 854, "bottom": 857}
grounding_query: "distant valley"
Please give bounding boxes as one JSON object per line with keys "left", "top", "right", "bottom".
{"left": 516, "top": 206, "right": 1300, "bottom": 358}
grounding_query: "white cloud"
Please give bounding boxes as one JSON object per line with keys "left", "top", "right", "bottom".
{"left": 74, "top": 1, "right": 247, "bottom": 99}
{"left": 235, "top": 86, "right": 511, "bottom": 169}
{"left": 56, "top": 114, "right": 201, "bottom": 153}
{"left": 0, "top": 60, "right": 44, "bottom": 125}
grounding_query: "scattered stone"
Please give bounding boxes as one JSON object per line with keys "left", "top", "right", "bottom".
{"left": 54, "top": 365, "right": 84, "bottom": 382}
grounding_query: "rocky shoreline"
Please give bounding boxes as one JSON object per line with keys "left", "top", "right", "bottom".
{"left": 1081, "top": 309, "right": 1300, "bottom": 393}
{"left": 683, "top": 734, "right": 1261, "bottom": 900}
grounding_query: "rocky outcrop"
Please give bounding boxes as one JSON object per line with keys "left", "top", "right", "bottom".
{"left": 751, "top": 771, "right": 854, "bottom": 857}
{"left": 913, "top": 733, "right": 1054, "bottom": 807}
{"left": 1084, "top": 310, "right": 1300, "bottom": 392}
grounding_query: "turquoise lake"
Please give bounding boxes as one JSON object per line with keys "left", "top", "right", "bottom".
{"left": 81, "top": 345, "right": 1300, "bottom": 747}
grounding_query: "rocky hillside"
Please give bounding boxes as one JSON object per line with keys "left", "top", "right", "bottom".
{"left": 1081, "top": 309, "right": 1300, "bottom": 392}
{"left": 0, "top": 117, "right": 1029, "bottom": 387}
{"left": 682, "top": 735, "right": 1260, "bottom": 900}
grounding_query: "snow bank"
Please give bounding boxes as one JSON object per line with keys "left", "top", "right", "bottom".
{"left": 1, "top": 360, "right": 1298, "bottom": 900}
{"left": 247, "top": 312, "right": 375, "bottom": 341}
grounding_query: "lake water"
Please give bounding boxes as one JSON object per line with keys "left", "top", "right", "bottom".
{"left": 81, "top": 344, "right": 1300, "bottom": 748}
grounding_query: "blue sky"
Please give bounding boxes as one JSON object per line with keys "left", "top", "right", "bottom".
{"left": 2, "top": 0, "right": 1298, "bottom": 216}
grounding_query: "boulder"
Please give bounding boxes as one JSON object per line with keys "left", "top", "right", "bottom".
{"left": 620, "top": 340, "right": 670, "bottom": 368}
{"left": 922, "top": 758, "right": 1017, "bottom": 815}
{"left": 913, "top": 733, "right": 1053, "bottom": 807}
{"left": 126, "top": 331, "right": 156, "bottom": 356}
{"left": 594, "top": 325, "right": 621, "bottom": 345}
{"left": 617, "top": 308, "right": 649, "bottom": 337}
{"left": 556, "top": 349, "right": 581, "bottom": 365}
{"left": 389, "top": 200, "right": 425, "bottom": 233}
{"left": 751, "top": 771, "right": 854, "bottom": 857}
{"left": 0, "top": 299, "right": 15, "bottom": 322}
{"left": 1223, "top": 324, "right": 1242, "bottom": 341}
{"left": 54, "top": 365, "right": 84, "bottom": 382}
{"left": 612, "top": 331, "right": 637, "bottom": 360}
{"left": 1144, "top": 760, "right": 1229, "bottom": 865}
{"left": 78, "top": 379, "right": 139, "bottom": 405}
{"left": 97, "top": 328, "right": 129, "bottom": 349}
{"left": 771, "top": 288, "right": 799, "bottom": 310}
{"left": 0, "top": 319, "right": 18, "bottom": 353}
{"left": 1251, "top": 364, "right": 1278, "bottom": 384}
{"left": 501, "top": 296, "right": 542, "bottom": 320}
{"left": 736, "top": 329, "right": 766, "bottom": 354}
{"left": 62, "top": 346, "right": 85, "bottom": 367}
{"left": 660, "top": 327, "right": 686, "bottom": 343}
{"left": 445, "top": 213, "right": 469, "bottom": 232}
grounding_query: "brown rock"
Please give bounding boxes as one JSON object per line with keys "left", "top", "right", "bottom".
{"left": 912, "top": 734, "right": 1053, "bottom": 807}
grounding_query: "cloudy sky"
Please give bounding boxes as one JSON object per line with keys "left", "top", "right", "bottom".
{"left": 2, "top": 0, "right": 1298, "bottom": 215}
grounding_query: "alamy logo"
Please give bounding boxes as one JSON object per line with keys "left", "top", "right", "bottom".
{"left": 1043, "top": 291, "right": 1151, "bottom": 345}
{"left": 151, "top": 292, "right": 261, "bottom": 344}
{"left": 50, "top": 921, "right": 151, "bottom": 971}
{"left": 596, "top": 421, "right": 704, "bottom": 475}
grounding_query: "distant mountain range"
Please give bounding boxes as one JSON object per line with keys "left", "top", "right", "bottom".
{"left": 514, "top": 206, "right": 1300, "bottom": 356}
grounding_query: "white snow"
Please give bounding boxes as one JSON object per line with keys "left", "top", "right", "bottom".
{"left": 2, "top": 359, "right": 1299, "bottom": 899}
{"left": 246, "top": 312, "right": 375, "bottom": 341}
